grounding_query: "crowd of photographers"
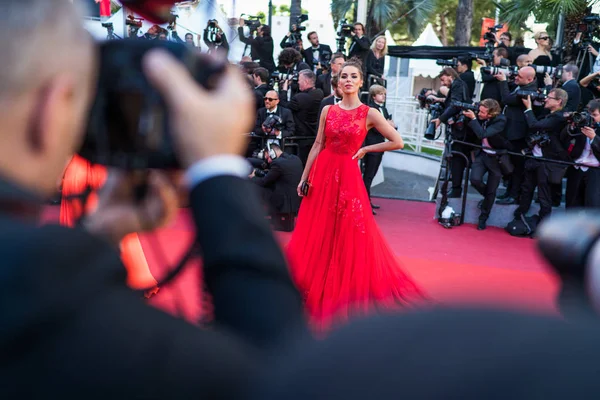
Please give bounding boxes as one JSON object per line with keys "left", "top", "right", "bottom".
{"left": 236, "top": 18, "right": 394, "bottom": 223}
{"left": 420, "top": 27, "right": 600, "bottom": 232}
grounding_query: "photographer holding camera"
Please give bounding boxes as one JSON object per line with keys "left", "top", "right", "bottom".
{"left": 564, "top": 100, "right": 600, "bottom": 208}
{"left": 513, "top": 89, "right": 569, "bottom": 222}
{"left": 277, "top": 48, "right": 311, "bottom": 99}
{"left": 238, "top": 19, "right": 276, "bottom": 73}
{"left": 430, "top": 68, "right": 471, "bottom": 198}
{"left": 255, "top": 90, "right": 295, "bottom": 139}
{"left": 495, "top": 66, "right": 538, "bottom": 205}
{"left": 203, "top": 19, "right": 229, "bottom": 56}
{"left": 478, "top": 47, "right": 509, "bottom": 104}
{"left": 303, "top": 31, "right": 333, "bottom": 75}
{"left": 1, "top": 1, "right": 306, "bottom": 397}
{"left": 348, "top": 23, "right": 371, "bottom": 64}
{"left": 250, "top": 143, "right": 303, "bottom": 222}
{"left": 463, "top": 99, "right": 511, "bottom": 230}
{"left": 456, "top": 56, "right": 476, "bottom": 99}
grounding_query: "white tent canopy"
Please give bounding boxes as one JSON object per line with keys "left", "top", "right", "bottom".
{"left": 408, "top": 23, "right": 442, "bottom": 79}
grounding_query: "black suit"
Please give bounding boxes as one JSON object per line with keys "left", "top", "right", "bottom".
{"left": 316, "top": 73, "right": 333, "bottom": 97}
{"left": 561, "top": 79, "right": 582, "bottom": 113}
{"left": 348, "top": 35, "right": 371, "bottom": 64}
{"left": 480, "top": 71, "right": 503, "bottom": 104}
{"left": 439, "top": 78, "right": 471, "bottom": 193}
{"left": 0, "top": 175, "right": 306, "bottom": 398}
{"left": 460, "top": 70, "right": 476, "bottom": 100}
{"left": 468, "top": 115, "right": 509, "bottom": 220}
{"left": 303, "top": 45, "right": 333, "bottom": 72}
{"left": 254, "top": 106, "right": 295, "bottom": 138}
{"left": 365, "top": 50, "right": 385, "bottom": 78}
{"left": 252, "top": 153, "right": 303, "bottom": 215}
{"left": 279, "top": 87, "right": 325, "bottom": 165}
{"left": 499, "top": 79, "right": 539, "bottom": 199}
{"left": 254, "top": 309, "right": 600, "bottom": 400}
{"left": 363, "top": 101, "right": 390, "bottom": 200}
{"left": 238, "top": 28, "right": 276, "bottom": 72}
{"left": 515, "top": 110, "right": 568, "bottom": 220}
{"left": 565, "top": 127, "right": 600, "bottom": 208}
{"left": 254, "top": 84, "right": 271, "bottom": 111}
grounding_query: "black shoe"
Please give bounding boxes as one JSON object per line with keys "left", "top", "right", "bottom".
{"left": 447, "top": 188, "right": 462, "bottom": 198}
{"left": 372, "top": 210, "right": 377, "bottom": 215}
{"left": 477, "top": 219, "right": 487, "bottom": 230}
{"left": 496, "top": 191, "right": 510, "bottom": 200}
{"left": 371, "top": 203, "right": 380, "bottom": 209}
{"left": 477, "top": 200, "right": 483, "bottom": 209}
{"left": 496, "top": 196, "right": 518, "bottom": 205}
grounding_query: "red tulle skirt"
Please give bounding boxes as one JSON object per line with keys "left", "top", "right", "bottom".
{"left": 59, "top": 155, "right": 157, "bottom": 290}
{"left": 287, "top": 148, "right": 425, "bottom": 331}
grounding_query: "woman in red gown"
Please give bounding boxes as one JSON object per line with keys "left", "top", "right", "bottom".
{"left": 287, "top": 60, "right": 425, "bottom": 331}
{"left": 60, "top": 155, "right": 159, "bottom": 294}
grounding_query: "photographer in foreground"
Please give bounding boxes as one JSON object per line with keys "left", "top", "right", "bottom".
{"left": 513, "top": 89, "right": 569, "bottom": 222}
{"left": 203, "top": 19, "right": 229, "bottom": 56}
{"left": 0, "top": 1, "right": 305, "bottom": 397}
{"left": 565, "top": 100, "right": 600, "bottom": 208}
{"left": 464, "top": 99, "right": 510, "bottom": 230}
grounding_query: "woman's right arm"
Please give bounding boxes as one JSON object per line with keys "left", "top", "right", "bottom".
{"left": 297, "top": 106, "right": 330, "bottom": 193}
{"left": 580, "top": 71, "right": 600, "bottom": 88}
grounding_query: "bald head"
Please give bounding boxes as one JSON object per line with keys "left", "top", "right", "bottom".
{"left": 266, "top": 90, "right": 279, "bottom": 99}
{"left": 0, "top": 0, "right": 97, "bottom": 196}
{"left": 514, "top": 66, "right": 536, "bottom": 87}
{"left": 521, "top": 66, "right": 536, "bottom": 80}
{"left": 264, "top": 90, "right": 279, "bottom": 110}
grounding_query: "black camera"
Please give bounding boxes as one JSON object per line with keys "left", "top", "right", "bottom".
{"left": 292, "top": 14, "right": 308, "bottom": 32}
{"left": 271, "top": 71, "right": 298, "bottom": 83}
{"left": 481, "top": 64, "right": 515, "bottom": 76}
{"left": 526, "top": 132, "right": 551, "bottom": 151}
{"left": 102, "top": 22, "right": 113, "bottom": 29}
{"left": 531, "top": 64, "right": 563, "bottom": 79}
{"left": 424, "top": 103, "right": 444, "bottom": 140}
{"left": 448, "top": 114, "right": 468, "bottom": 131}
{"left": 566, "top": 111, "right": 600, "bottom": 135}
{"left": 483, "top": 24, "right": 504, "bottom": 42}
{"left": 243, "top": 15, "right": 262, "bottom": 32}
{"left": 337, "top": 18, "right": 355, "bottom": 38}
{"left": 79, "top": 40, "right": 227, "bottom": 170}
{"left": 451, "top": 101, "right": 479, "bottom": 112}
{"left": 208, "top": 19, "right": 218, "bottom": 28}
{"left": 416, "top": 88, "right": 435, "bottom": 108}
{"left": 516, "top": 89, "right": 547, "bottom": 101}
{"left": 436, "top": 58, "right": 458, "bottom": 68}
{"left": 470, "top": 52, "right": 493, "bottom": 63}
{"left": 262, "top": 114, "right": 284, "bottom": 134}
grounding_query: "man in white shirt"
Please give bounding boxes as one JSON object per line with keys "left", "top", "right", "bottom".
{"left": 565, "top": 99, "right": 600, "bottom": 208}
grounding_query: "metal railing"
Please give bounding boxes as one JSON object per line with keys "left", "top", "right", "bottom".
{"left": 385, "top": 96, "right": 445, "bottom": 155}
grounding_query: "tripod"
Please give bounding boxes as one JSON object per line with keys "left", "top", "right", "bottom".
{"left": 432, "top": 127, "right": 471, "bottom": 226}
{"left": 336, "top": 36, "right": 347, "bottom": 56}
{"left": 575, "top": 44, "right": 597, "bottom": 78}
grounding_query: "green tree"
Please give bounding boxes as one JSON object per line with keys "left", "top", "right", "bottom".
{"left": 279, "top": 4, "right": 291, "bottom": 16}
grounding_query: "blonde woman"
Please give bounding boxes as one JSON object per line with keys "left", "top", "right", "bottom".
{"left": 529, "top": 31, "right": 553, "bottom": 87}
{"left": 366, "top": 35, "right": 388, "bottom": 79}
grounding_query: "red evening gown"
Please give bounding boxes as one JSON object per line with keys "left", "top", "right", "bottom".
{"left": 286, "top": 104, "right": 425, "bottom": 331}
{"left": 60, "top": 155, "right": 158, "bottom": 292}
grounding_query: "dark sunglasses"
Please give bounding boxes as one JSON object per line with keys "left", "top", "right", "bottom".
{"left": 264, "top": 97, "right": 278, "bottom": 101}
{"left": 539, "top": 36, "right": 550, "bottom": 40}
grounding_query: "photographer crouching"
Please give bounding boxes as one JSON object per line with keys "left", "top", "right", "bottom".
{"left": 463, "top": 99, "right": 511, "bottom": 230}
{"left": 250, "top": 143, "right": 303, "bottom": 230}
{"left": 513, "top": 89, "right": 569, "bottom": 222}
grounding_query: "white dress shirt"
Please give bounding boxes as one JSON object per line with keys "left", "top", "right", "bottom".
{"left": 575, "top": 138, "right": 600, "bottom": 171}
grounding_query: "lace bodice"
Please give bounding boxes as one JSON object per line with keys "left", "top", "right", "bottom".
{"left": 323, "top": 104, "right": 370, "bottom": 155}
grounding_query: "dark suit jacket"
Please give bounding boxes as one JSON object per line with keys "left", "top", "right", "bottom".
{"left": 316, "top": 73, "right": 333, "bottom": 97}
{"left": 348, "top": 35, "right": 371, "bottom": 63}
{"left": 499, "top": 80, "right": 538, "bottom": 141}
{"left": 279, "top": 87, "right": 325, "bottom": 137}
{"left": 252, "top": 153, "right": 303, "bottom": 213}
{"left": 439, "top": 78, "right": 470, "bottom": 124}
{"left": 524, "top": 109, "right": 569, "bottom": 160}
{"left": 366, "top": 101, "right": 391, "bottom": 145}
{"left": 561, "top": 79, "right": 582, "bottom": 113}
{"left": 467, "top": 114, "right": 512, "bottom": 152}
{"left": 253, "top": 309, "right": 600, "bottom": 399}
{"left": 481, "top": 72, "right": 503, "bottom": 104}
{"left": 254, "top": 106, "right": 295, "bottom": 138}
{"left": 0, "top": 176, "right": 305, "bottom": 398}
{"left": 303, "top": 45, "right": 333, "bottom": 71}
{"left": 566, "top": 127, "right": 600, "bottom": 161}
{"left": 460, "top": 70, "right": 476, "bottom": 100}
{"left": 238, "top": 28, "right": 276, "bottom": 72}
{"left": 254, "top": 84, "right": 271, "bottom": 111}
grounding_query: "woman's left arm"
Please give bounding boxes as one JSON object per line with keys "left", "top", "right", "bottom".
{"left": 352, "top": 109, "right": 403, "bottom": 159}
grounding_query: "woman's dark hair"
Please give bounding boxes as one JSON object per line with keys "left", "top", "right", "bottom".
{"left": 340, "top": 57, "right": 364, "bottom": 80}
{"left": 261, "top": 25, "right": 271, "bottom": 36}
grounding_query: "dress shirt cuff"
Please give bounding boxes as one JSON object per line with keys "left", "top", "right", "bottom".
{"left": 184, "top": 155, "right": 252, "bottom": 189}
{"left": 524, "top": 108, "right": 533, "bottom": 113}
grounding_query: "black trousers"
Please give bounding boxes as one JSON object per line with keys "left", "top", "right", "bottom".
{"left": 515, "top": 158, "right": 552, "bottom": 220}
{"left": 362, "top": 152, "right": 383, "bottom": 199}
{"left": 507, "top": 138, "right": 527, "bottom": 199}
{"left": 470, "top": 152, "right": 503, "bottom": 220}
{"left": 450, "top": 142, "right": 471, "bottom": 190}
{"left": 565, "top": 166, "right": 600, "bottom": 208}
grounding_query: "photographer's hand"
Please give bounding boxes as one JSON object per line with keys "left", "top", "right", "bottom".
{"left": 544, "top": 73, "right": 553, "bottom": 86}
{"left": 142, "top": 50, "right": 254, "bottom": 166}
{"left": 494, "top": 73, "right": 506, "bottom": 81}
{"left": 84, "top": 171, "right": 179, "bottom": 245}
{"left": 582, "top": 126, "right": 597, "bottom": 140}
{"left": 522, "top": 95, "right": 532, "bottom": 110}
{"left": 463, "top": 110, "right": 476, "bottom": 120}
{"left": 431, "top": 118, "right": 441, "bottom": 129}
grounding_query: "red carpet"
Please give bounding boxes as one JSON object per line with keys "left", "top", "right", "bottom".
{"left": 42, "top": 199, "right": 560, "bottom": 323}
